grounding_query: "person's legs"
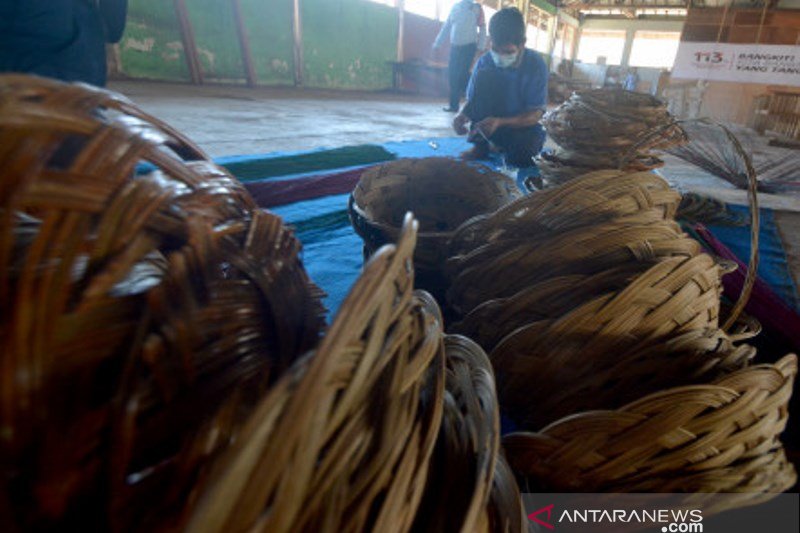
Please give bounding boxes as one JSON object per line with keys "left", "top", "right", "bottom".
{"left": 448, "top": 44, "right": 477, "bottom": 111}
{"left": 491, "top": 124, "right": 546, "bottom": 167}
{"left": 453, "top": 43, "right": 476, "bottom": 110}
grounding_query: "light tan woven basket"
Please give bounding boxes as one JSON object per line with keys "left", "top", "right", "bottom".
{"left": 0, "top": 75, "right": 325, "bottom": 530}
{"left": 186, "top": 215, "right": 448, "bottom": 533}
{"left": 349, "top": 157, "right": 519, "bottom": 298}
{"left": 447, "top": 219, "right": 700, "bottom": 316}
{"left": 503, "top": 354, "right": 797, "bottom": 495}
{"left": 449, "top": 169, "right": 681, "bottom": 256}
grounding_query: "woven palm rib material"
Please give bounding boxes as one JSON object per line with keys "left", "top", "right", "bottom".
{"left": 186, "top": 216, "right": 450, "bottom": 533}
{"left": 539, "top": 88, "right": 687, "bottom": 187}
{"left": 503, "top": 354, "right": 797, "bottom": 498}
{"left": 413, "top": 334, "right": 503, "bottom": 533}
{"left": 348, "top": 158, "right": 519, "bottom": 299}
{"left": 0, "top": 75, "right": 326, "bottom": 530}
{"left": 481, "top": 454, "right": 527, "bottom": 533}
{"left": 449, "top": 170, "right": 681, "bottom": 257}
{"left": 446, "top": 175, "right": 696, "bottom": 317}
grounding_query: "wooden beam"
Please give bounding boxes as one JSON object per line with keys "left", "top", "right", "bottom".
{"left": 292, "top": 0, "right": 304, "bottom": 86}
{"left": 231, "top": 0, "right": 257, "bottom": 86}
{"left": 174, "top": 0, "right": 203, "bottom": 84}
{"left": 397, "top": 0, "right": 405, "bottom": 62}
{"left": 566, "top": 2, "right": 689, "bottom": 10}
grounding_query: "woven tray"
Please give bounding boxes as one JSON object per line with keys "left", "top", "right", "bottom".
{"left": 0, "top": 75, "right": 326, "bottom": 530}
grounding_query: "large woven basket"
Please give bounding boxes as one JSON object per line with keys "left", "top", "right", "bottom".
{"left": 186, "top": 215, "right": 448, "bottom": 533}
{"left": 0, "top": 75, "right": 326, "bottom": 530}
{"left": 503, "top": 354, "right": 797, "bottom": 496}
{"left": 349, "top": 157, "right": 519, "bottom": 299}
{"left": 489, "top": 253, "right": 728, "bottom": 428}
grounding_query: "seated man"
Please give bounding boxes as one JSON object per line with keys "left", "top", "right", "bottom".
{"left": 452, "top": 7, "right": 548, "bottom": 168}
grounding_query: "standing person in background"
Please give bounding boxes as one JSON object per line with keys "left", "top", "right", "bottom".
{"left": 433, "top": 0, "right": 487, "bottom": 112}
{"left": 0, "top": 0, "right": 129, "bottom": 87}
{"left": 452, "top": 7, "right": 548, "bottom": 168}
{"left": 624, "top": 67, "right": 639, "bottom": 92}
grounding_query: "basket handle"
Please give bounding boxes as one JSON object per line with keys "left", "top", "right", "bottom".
{"left": 620, "top": 118, "right": 760, "bottom": 332}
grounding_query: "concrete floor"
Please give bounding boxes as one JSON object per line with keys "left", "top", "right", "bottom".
{"left": 110, "top": 81, "right": 455, "bottom": 157}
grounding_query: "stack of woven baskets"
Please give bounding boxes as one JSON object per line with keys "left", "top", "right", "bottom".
{"left": 445, "top": 168, "right": 797, "bottom": 502}
{"left": 538, "top": 89, "right": 687, "bottom": 187}
{"left": 0, "top": 76, "right": 523, "bottom": 531}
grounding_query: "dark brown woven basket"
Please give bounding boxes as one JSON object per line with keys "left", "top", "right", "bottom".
{"left": 349, "top": 157, "right": 519, "bottom": 298}
{"left": 0, "top": 75, "right": 326, "bottom": 530}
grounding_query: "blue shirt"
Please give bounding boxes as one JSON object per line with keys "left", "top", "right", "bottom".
{"left": 433, "top": 0, "right": 487, "bottom": 48}
{"left": 465, "top": 49, "right": 548, "bottom": 119}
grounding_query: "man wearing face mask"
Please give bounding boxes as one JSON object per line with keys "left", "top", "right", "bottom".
{"left": 452, "top": 7, "right": 548, "bottom": 167}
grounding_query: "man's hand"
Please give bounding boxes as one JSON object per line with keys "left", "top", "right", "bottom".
{"left": 453, "top": 112, "right": 469, "bottom": 135}
{"left": 475, "top": 116, "right": 503, "bottom": 138}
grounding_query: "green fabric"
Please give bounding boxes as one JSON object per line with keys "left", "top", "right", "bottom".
{"left": 221, "top": 144, "right": 396, "bottom": 181}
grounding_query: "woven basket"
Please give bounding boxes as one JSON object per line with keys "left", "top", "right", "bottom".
{"left": 413, "top": 334, "right": 501, "bottom": 533}
{"left": 447, "top": 220, "right": 700, "bottom": 316}
{"left": 544, "top": 88, "right": 687, "bottom": 157}
{"left": 186, "top": 215, "right": 448, "bottom": 533}
{"left": 490, "top": 254, "right": 726, "bottom": 425}
{"left": 449, "top": 170, "right": 681, "bottom": 257}
{"left": 503, "top": 354, "right": 797, "bottom": 494}
{"left": 349, "top": 157, "right": 519, "bottom": 298}
{"left": 479, "top": 454, "right": 527, "bottom": 533}
{"left": 0, "top": 75, "right": 326, "bottom": 530}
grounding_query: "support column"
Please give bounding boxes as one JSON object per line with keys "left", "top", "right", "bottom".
{"left": 174, "top": 0, "right": 203, "bottom": 84}
{"left": 231, "top": 0, "right": 257, "bottom": 87}
{"left": 397, "top": 0, "right": 405, "bottom": 62}
{"left": 292, "top": 0, "right": 304, "bottom": 86}
{"left": 621, "top": 28, "right": 635, "bottom": 67}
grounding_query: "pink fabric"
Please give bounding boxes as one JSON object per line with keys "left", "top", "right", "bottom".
{"left": 243, "top": 167, "right": 368, "bottom": 208}
{"left": 695, "top": 224, "right": 800, "bottom": 351}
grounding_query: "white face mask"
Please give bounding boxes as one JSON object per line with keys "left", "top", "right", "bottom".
{"left": 491, "top": 50, "right": 518, "bottom": 69}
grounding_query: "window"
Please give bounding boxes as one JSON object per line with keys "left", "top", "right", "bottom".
{"left": 554, "top": 23, "right": 575, "bottom": 59}
{"left": 526, "top": 7, "right": 552, "bottom": 54}
{"left": 405, "top": 0, "right": 437, "bottom": 19}
{"left": 629, "top": 31, "right": 681, "bottom": 69}
{"left": 576, "top": 30, "right": 626, "bottom": 65}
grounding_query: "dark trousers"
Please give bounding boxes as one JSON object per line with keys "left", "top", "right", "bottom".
{"left": 448, "top": 42, "right": 477, "bottom": 110}
{"left": 463, "top": 67, "right": 546, "bottom": 167}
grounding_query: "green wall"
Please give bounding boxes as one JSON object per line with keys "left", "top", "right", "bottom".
{"left": 241, "top": 0, "right": 294, "bottom": 85}
{"left": 301, "top": 0, "right": 398, "bottom": 90}
{"left": 120, "top": 0, "right": 190, "bottom": 81}
{"left": 186, "top": 0, "right": 245, "bottom": 82}
{"left": 117, "top": 0, "right": 398, "bottom": 90}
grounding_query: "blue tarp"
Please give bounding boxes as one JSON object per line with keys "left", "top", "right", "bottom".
{"left": 221, "top": 137, "right": 799, "bottom": 319}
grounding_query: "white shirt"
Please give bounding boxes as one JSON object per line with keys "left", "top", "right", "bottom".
{"left": 433, "top": 0, "right": 487, "bottom": 49}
